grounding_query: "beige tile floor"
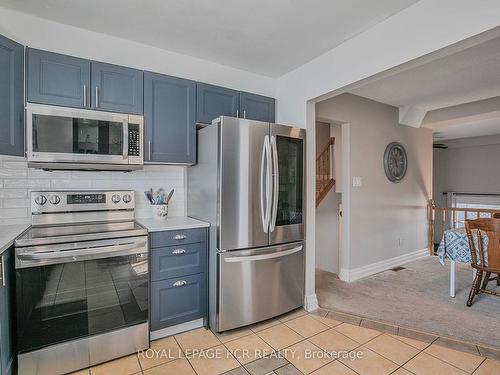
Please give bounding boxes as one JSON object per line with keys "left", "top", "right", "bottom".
{"left": 73, "top": 308, "right": 500, "bottom": 375}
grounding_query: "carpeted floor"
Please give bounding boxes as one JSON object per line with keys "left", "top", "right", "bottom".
{"left": 316, "top": 256, "right": 500, "bottom": 349}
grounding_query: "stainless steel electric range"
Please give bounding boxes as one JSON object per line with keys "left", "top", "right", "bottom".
{"left": 14, "top": 190, "right": 149, "bottom": 375}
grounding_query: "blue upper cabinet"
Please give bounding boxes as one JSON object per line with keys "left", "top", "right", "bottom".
{"left": 144, "top": 72, "right": 196, "bottom": 164}
{"left": 27, "top": 48, "right": 90, "bottom": 109}
{"left": 0, "top": 35, "right": 24, "bottom": 157}
{"left": 239, "top": 91, "right": 275, "bottom": 123}
{"left": 196, "top": 83, "right": 239, "bottom": 124}
{"left": 91, "top": 62, "right": 143, "bottom": 115}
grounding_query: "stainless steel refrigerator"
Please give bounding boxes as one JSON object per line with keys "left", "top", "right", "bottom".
{"left": 188, "top": 116, "right": 305, "bottom": 332}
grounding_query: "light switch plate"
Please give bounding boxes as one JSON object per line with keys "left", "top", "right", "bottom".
{"left": 352, "top": 176, "right": 362, "bottom": 187}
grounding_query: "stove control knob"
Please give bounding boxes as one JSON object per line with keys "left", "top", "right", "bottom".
{"left": 122, "top": 194, "right": 132, "bottom": 203}
{"left": 49, "top": 195, "right": 61, "bottom": 205}
{"left": 35, "top": 195, "right": 47, "bottom": 206}
{"left": 111, "top": 194, "right": 121, "bottom": 203}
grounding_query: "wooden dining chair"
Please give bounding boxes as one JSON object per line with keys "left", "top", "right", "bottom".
{"left": 464, "top": 218, "right": 500, "bottom": 306}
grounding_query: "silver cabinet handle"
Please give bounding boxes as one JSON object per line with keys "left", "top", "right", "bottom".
{"left": 172, "top": 249, "right": 186, "bottom": 255}
{"left": 0, "top": 255, "right": 5, "bottom": 287}
{"left": 148, "top": 141, "right": 152, "bottom": 161}
{"left": 173, "top": 280, "right": 187, "bottom": 287}
{"left": 236, "top": 109, "right": 239, "bottom": 118}
{"left": 243, "top": 110, "right": 246, "bottom": 119}
{"left": 83, "top": 84, "right": 87, "bottom": 107}
{"left": 173, "top": 234, "right": 187, "bottom": 240}
{"left": 95, "top": 86, "right": 99, "bottom": 108}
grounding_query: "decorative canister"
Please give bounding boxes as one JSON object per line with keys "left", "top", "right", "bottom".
{"left": 151, "top": 204, "right": 168, "bottom": 219}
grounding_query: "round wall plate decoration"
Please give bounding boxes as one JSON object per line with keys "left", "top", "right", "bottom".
{"left": 383, "top": 142, "right": 407, "bottom": 183}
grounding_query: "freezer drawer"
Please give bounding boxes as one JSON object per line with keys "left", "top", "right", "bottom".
{"left": 217, "top": 242, "right": 304, "bottom": 332}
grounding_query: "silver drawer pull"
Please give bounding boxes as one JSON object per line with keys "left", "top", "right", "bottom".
{"left": 173, "top": 280, "right": 187, "bottom": 287}
{"left": 173, "top": 234, "right": 187, "bottom": 240}
{"left": 172, "top": 249, "right": 186, "bottom": 255}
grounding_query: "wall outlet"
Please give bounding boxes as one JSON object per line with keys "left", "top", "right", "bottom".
{"left": 352, "top": 176, "right": 362, "bottom": 187}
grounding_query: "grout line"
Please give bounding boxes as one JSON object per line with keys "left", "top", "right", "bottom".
{"left": 423, "top": 348, "right": 484, "bottom": 374}
{"left": 471, "top": 358, "right": 488, "bottom": 374}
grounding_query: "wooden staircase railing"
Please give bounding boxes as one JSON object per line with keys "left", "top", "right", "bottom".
{"left": 316, "top": 137, "right": 336, "bottom": 207}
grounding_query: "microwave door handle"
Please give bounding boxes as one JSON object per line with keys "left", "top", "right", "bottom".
{"left": 17, "top": 240, "right": 148, "bottom": 263}
{"left": 123, "top": 121, "right": 129, "bottom": 159}
{"left": 270, "top": 135, "right": 279, "bottom": 232}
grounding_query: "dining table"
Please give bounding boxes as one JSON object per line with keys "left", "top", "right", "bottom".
{"left": 437, "top": 227, "right": 488, "bottom": 297}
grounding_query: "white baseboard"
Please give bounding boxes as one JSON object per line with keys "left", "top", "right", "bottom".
{"left": 304, "top": 293, "right": 319, "bottom": 312}
{"left": 339, "top": 248, "right": 429, "bottom": 282}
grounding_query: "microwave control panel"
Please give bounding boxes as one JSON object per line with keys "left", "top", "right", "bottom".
{"left": 128, "top": 124, "right": 140, "bottom": 156}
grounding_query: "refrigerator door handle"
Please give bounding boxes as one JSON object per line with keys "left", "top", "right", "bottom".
{"left": 270, "top": 135, "right": 279, "bottom": 232}
{"left": 224, "top": 245, "right": 303, "bottom": 263}
{"left": 260, "top": 135, "right": 272, "bottom": 232}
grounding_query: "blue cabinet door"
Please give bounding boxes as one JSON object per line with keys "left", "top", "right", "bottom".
{"left": 27, "top": 48, "right": 90, "bottom": 109}
{"left": 239, "top": 92, "right": 275, "bottom": 122}
{"left": 0, "top": 246, "right": 14, "bottom": 375}
{"left": 150, "top": 273, "right": 207, "bottom": 330}
{"left": 196, "top": 83, "right": 239, "bottom": 124}
{"left": 0, "top": 35, "right": 24, "bottom": 157}
{"left": 144, "top": 72, "right": 196, "bottom": 163}
{"left": 91, "top": 62, "right": 143, "bottom": 114}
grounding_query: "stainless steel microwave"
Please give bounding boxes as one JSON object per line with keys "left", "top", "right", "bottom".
{"left": 26, "top": 104, "right": 143, "bottom": 171}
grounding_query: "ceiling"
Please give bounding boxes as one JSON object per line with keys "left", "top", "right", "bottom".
{"left": 350, "top": 36, "right": 500, "bottom": 140}
{"left": 0, "top": 0, "right": 419, "bottom": 77}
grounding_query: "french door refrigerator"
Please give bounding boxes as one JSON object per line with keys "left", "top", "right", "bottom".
{"left": 188, "top": 116, "right": 305, "bottom": 332}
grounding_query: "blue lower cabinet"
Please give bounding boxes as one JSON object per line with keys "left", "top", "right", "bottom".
{"left": 0, "top": 246, "right": 14, "bottom": 375}
{"left": 150, "top": 228, "right": 207, "bottom": 248}
{"left": 151, "top": 242, "right": 207, "bottom": 281}
{"left": 150, "top": 273, "right": 207, "bottom": 331}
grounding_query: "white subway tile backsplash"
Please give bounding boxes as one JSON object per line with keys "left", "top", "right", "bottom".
{"left": 2, "top": 160, "right": 28, "bottom": 169}
{"left": 0, "top": 155, "right": 186, "bottom": 218}
{"left": 4, "top": 179, "right": 52, "bottom": 189}
{"left": 3, "top": 199, "right": 30, "bottom": 208}
{"left": 0, "top": 189, "right": 28, "bottom": 198}
{"left": 0, "top": 168, "right": 28, "bottom": 178}
{"left": 0, "top": 208, "right": 28, "bottom": 219}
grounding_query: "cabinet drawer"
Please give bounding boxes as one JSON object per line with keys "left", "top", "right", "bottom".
{"left": 151, "top": 242, "right": 207, "bottom": 281}
{"left": 151, "top": 228, "right": 207, "bottom": 248}
{"left": 150, "top": 273, "right": 207, "bottom": 330}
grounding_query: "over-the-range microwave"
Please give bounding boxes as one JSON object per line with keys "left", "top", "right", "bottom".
{"left": 26, "top": 103, "right": 144, "bottom": 171}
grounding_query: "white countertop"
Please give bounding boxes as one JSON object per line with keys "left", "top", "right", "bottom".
{"left": 136, "top": 216, "right": 209, "bottom": 232}
{"left": 0, "top": 224, "right": 30, "bottom": 253}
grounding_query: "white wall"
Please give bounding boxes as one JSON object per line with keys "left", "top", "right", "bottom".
{"left": 0, "top": 7, "right": 276, "bottom": 97}
{"left": 316, "top": 94, "right": 433, "bottom": 272}
{"left": 0, "top": 155, "right": 186, "bottom": 224}
{"left": 315, "top": 122, "right": 341, "bottom": 274}
{"left": 433, "top": 135, "right": 500, "bottom": 208}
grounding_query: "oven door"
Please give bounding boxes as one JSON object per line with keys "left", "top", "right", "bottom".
{"left": 26, "top": 103, "right": 130, "bottom": 165}
{"left": 15, "top": 236, "right": 148, "bottom": 355}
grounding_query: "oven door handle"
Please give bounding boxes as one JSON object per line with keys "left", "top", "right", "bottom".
{"left": 17, "top": 240, "right": 148, "bottom": 263}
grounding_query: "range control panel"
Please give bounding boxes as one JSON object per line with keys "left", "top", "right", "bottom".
{"left": 67, "top": 193, "right": 106, "bottom": 205}
{"left": 31, "top": 190, "right": 135, "bottom": 214}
